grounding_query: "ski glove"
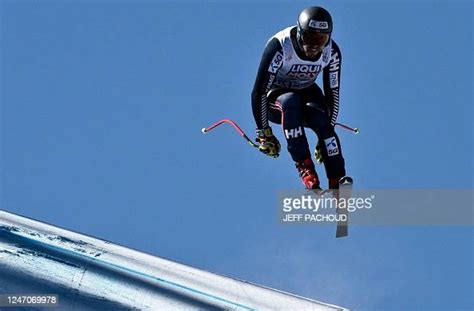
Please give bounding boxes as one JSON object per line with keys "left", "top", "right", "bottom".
{"left": 256, "top": 127, "right": 280, "bottom": 158}
{"left": 314, "top": 140, "right": 323, "bottom": 164}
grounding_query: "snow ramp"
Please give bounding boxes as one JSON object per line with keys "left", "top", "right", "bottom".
{"left": 0, "top": 210, "right": 347, "bottom": 310}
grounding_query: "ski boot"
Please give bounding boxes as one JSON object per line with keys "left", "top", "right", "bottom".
{"left": 295, "top": 158, "right": 321, "bottom": 190}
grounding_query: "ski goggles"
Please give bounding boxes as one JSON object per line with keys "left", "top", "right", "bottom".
{"left": 300, "top": 31, "right": 330, "bottom": 47}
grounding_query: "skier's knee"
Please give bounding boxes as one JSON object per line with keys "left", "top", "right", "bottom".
{"left": 305, "top": 102, "right": 330, "bottom": 130}
{"left": 277, "top": 92, "right": 301, "bottom": 112}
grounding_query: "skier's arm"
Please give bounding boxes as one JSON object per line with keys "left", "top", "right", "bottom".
{"left": 323, "top": 40, "right": 342, "bottom": 126}
{"left": 251, "top": 38, "right": 283, "bottom": 129}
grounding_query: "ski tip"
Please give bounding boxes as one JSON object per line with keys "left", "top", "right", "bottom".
{"left": 336, "top": 226, "right": 349, "bottom": 238}
{"left": 201, "top": 128, "right": 207, "bottom": 134}
{"left": 339, "top": 176, "right": 353, "bottom": 185}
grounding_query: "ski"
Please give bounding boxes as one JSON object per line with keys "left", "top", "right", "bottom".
{"left": 335, "top": 176, "right": 353, "bottom": 238}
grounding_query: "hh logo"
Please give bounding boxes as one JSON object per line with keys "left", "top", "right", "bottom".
{"left": 285, "top": 127, "right": 303, "bottom": 139}
{"left": 324, "top": 137, "right": 339, "bottom": 156}
{"left": 329, "top": 52, "right": 340, "bottom": 72}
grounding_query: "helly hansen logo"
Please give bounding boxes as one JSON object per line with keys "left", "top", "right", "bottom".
{"left": 288, "top": 64, "right": 321, "bottom": 79}
{"left": 324, "top": 137, "right": 339, "bottom": 156}
{"left": 329, "top": 52, "right": 340, "bottom": 72}
{"left": 285, "top": 127, "right": 303, "bottom": 139}
{"left": 309, "top": 20, "right": 329, "bottom": 30}
{"left": 268, "top": 51, "right": 283, "bottom": 74}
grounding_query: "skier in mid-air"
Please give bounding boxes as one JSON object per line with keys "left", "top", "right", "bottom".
{"left": 251, "top": 6, "right": 348, "bottom": 190}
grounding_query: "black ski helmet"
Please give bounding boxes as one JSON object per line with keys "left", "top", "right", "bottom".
{"left": 297, "top": 6, "right": 333, "bottom": 38}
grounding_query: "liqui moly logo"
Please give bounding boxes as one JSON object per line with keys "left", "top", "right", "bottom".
{"left": 287, "top": 64, "right": 321, "bottom": 79}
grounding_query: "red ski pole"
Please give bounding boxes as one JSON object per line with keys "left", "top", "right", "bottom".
{"left": 202, "top": 119, "right": 258, "bottom": 148}
{"left": 335, "top": 122, "right": 359, "bottom": 134}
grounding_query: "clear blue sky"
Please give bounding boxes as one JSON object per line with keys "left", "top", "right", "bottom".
{"left": 1, "top": 1, "right": 472, "bottom": 310}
